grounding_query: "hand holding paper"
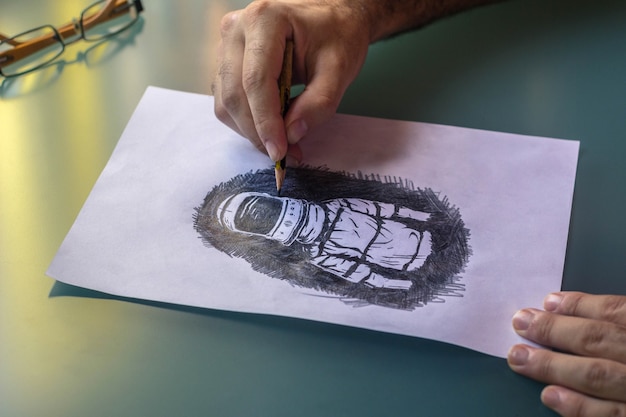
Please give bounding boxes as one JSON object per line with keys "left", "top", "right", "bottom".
{"left": 508, "top": 292, "right": 626, "bottom": 416}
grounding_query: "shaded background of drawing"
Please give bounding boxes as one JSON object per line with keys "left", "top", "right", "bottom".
{"left": 194, "top": 167, "right": 471, "bottom": 310}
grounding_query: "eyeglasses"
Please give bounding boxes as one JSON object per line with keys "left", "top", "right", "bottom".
{"left": 0, "top": 0, "right": 144, "bottom": 78}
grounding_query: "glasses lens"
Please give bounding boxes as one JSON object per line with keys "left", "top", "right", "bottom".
{"left": 0, "top": 26, "right": 64, "bottom": 77}
{"left": 81, "top": 0, "right": 140, "bottom": 41}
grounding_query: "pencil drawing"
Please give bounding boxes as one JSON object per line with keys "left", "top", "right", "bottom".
{"left": 193, "top": 167, "right": 471, "bottom": 310}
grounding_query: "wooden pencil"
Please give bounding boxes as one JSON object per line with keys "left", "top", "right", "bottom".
{"left": 275, "top": 39, "right": 293, "bottom": 195}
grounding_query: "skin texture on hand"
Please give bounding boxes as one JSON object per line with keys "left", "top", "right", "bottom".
{"left": 212, "top": 0, "right": 502, "bottom": 163}
{"left": 508, "top": 292, "right": 626, "bottom": 417}
{"left": 213, "top": 0, "right": 371, "bottom": 162}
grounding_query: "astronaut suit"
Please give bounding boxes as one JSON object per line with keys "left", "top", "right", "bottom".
{"left": 217, "top": 192, "right": 433, "bottom": 290}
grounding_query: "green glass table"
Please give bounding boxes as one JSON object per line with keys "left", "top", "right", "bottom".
{"left": 2, "top": 1, "right": 625, "bottom": 416}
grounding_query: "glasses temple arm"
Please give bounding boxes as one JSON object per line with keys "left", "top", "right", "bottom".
{"left": 0, "top": 29, "right": 63, "bottom": 68}
{"left": 81, "top": 0, "right": 139, "bottom": 32}
{"left": 0, "top": 33, "right": 22, "bottom": 46}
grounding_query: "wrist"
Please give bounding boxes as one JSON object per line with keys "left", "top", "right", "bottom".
{"left": 355, "top": 0, "right": 503, "bottom": 43}
{"left": 357, "top": 0, "right": 430, "bottom": 42}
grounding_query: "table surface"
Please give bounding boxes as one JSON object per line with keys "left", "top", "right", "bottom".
{"left": 2, "top": 1, "right": 625, "bottom": 416}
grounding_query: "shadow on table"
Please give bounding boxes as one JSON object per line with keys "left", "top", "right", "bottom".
{"left": 48, "top": 278, "right": 553, "bottom": 416}
{"left": 49, "top": 278, "right": 218, "bottom": 318}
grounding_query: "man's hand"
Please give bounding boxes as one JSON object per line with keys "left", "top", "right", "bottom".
{"left": 213, "top": 0, "right": 371, "bottom": 162}
{"left": 212, "top": 0, "right": 502, "bottom": 162}
{"left": 508, "top": 292, "right": 626, "bottom": 417}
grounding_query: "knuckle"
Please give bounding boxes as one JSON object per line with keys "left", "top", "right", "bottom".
{"left": 315, "top": 92, "right": 340, "bottom": 115}
{"left": 568, "top": 394, "right": 587, "bottom": 417}
{"left": 252, "top": 113, "right": 273, "bottom": 135}
{"left": 566, "top": 292, "right": 586, "bottom": 316}
{"left": 535, "top": 352, "right": 555, "bottom": 381}
{"left": 600, "top": 295, "right": 626, "bottom": 323}
{"left": 219, "top": 11, "right": 239, "bottom": 36}
{"left": 214, "top": 85, "right": 241, "bottom": 123}
{"left": 247, "top": 0, "right": 269, "bottom": 13}
{"left": 578, "top": 323, "right": 609, "bottom": 356}
{"left": 213, "top": 99, "right": 230, "bottom": 124}
{"left": 243, "top": 0, "right": 273, "bottom": 23}
{"left": 574, "top": 396, "right": 626, "bottom": 417}
{"left": 582, "top": 361, "right": 611, "bottom": 393}
{"left": 241, "top": 66, "right": 265, "bottom": 94}
{"left": 326, "top": 49, "right": 355, "bottom": 75}
{"left": 529, "top": 311, "right": 557, "bottom": 343}
{"left": 215, "top": 63, "right": 242, "bottom": 116}
{"left": 219, "top": 89, "right": 241, "bottom": 116}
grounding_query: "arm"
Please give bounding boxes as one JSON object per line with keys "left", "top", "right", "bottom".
{"left": 364, "top": 0, "right": 504, "bottom": 42}
{"left": 508, "top": 292, "right": 626, "bottom": 417}
{"left": 213, "top": 0, "right": 503, "bottom": 162}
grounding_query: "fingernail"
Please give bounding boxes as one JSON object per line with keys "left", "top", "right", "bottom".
{"left": 544, "top": 293, "right": 563, "bottom": 312}
{"left": 512, "top": 309, "right": 533, "bottom": 331}
{"left": 264, "top": 140, "right": 281, "bottom": 162}
{"left": 507, "top": 345, "right": 529, "bottom": 366}
{"left": 541, "top": 386, "right": 562, "bottom": 408}
{"left": 287, "top": 119, "right": 308, "bottom": 144}
{"left": 286, "top": 154, "right": 302, "bottom": 167}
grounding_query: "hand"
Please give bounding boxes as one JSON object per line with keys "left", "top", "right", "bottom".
{"left": 213, "top": 0, "right": 371, "bottom": 162}
{"left": 508, "top": 292, "right": 626, "bottom": 417}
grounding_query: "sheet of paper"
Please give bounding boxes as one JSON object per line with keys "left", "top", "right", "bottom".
{"left": 47, "top": 86, "right": 579, "bottom": 358}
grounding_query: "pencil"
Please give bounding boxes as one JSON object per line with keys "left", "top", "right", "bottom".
{"left": 275, "top": 39, "right": 293, "bottom": 195}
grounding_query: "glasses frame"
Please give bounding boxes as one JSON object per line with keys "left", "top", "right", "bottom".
{"left": 0, "top": 0, "right": 144, "bottom": 78}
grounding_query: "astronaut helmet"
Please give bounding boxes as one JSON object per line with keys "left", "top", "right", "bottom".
{"left": 216, "top": 191, "right": 305, "bottom": 245}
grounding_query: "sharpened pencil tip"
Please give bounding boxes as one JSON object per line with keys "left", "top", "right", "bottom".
{"left": 274, "top": 157, "right": 286, "bottom": 195}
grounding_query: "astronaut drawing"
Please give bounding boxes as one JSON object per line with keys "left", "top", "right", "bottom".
{"left": 217, "top": 192, "right": 433, "bottom": 290}
{"left": 194, "top": 167, "right": 471, "bottom": 310}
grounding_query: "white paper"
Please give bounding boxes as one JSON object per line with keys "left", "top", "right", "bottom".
{"left": 47, "top": 86, "right": 579, "bottom": 358}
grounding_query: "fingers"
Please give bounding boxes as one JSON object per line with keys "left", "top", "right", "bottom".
{"left": 214, "top": 7, "right": 289, "bottom": 160}
{"left": 512, "top": 308, "right": 626, "bottom": 363}
{"left": 508, "top": 345, "right": 626, "bottom": 403}
{"left": 240, "top": 8, "right": 292, "bottom": 161}
{"left": 284, "top": 47, "right": 359, "bottom": 145}
{"left": 544, "top": 291, "right": 626, "bottom": 327}
{"left": 509, "top": 293, "right": 626, "bottom": 416}
{"left": 214, "top": 12, "right": 266, "bottom": 154}
{"left": 213, "top": 1, "right": 371, "bottom": 161}
{"left": 541, "top": 385, "right": 626, "bottom": 417}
